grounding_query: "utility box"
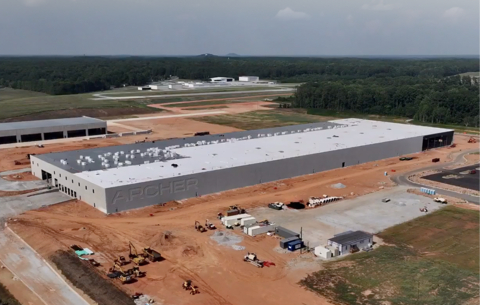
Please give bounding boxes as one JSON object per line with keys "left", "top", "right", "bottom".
{"left": 280, "top": 237, "right": 300, "bottom": 249}
{"left": 287, "top": 240, "right": 304, "bottom": 252}
{"left": 240, "top": 217, "right": 256, "bottom": 226}
{"left": 275, "top": 226, "right": 300, "bottom": 239}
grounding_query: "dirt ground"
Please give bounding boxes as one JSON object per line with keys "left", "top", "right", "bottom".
{"left": 7, "top": 136, "right": 477, "bottom": 305}
{"left": 1, "top": 172, "right": 38, "bottom": 182}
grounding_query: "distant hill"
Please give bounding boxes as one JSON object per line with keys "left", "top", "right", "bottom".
{"left": 226, "top": 53, "right": 241, "bottom": 57}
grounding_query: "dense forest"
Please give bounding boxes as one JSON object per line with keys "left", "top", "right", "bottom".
{"left": 293, "top": 74, "right": 479, "bottom": 126}
{"left": 0, "top": 56, "right": 478, "bottom": 126}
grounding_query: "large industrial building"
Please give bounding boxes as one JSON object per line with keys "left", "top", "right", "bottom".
{"left": 0, "top": 117, "right": 107, "bottom": 145}
{"left": 239, "top": 76, "right": 260, "bottom": 82}
{"left": 209, "top": 77, "right": 235, "bottom": 83}
{"left": 30, "top": 119, "right": 453, "bottom": 213}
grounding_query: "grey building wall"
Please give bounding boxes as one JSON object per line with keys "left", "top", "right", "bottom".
{"left": 104, "top": 136, "right": 424, "bottom": 213}
{"left": 0, "top": 121, "right": 106, "bottom": 143}
{"left": 30, "top": 156, "right": 108, "bottom": 213}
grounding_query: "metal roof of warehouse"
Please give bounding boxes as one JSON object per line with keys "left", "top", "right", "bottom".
{"left": 328, "top": 231, "right": 373, "bottom": 245}
{"left": 33, "top": 119, "right": 452, "bottom": 188}
{"left": 0, "top": 116, "right": 105, "bottom": 132}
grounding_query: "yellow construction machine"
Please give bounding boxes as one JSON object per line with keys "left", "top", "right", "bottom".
{"left": 129, "top": 241, "right": 146, "bottom": 265}
{"left": 143, "top": 247, "right": 162, "bottom": 262}
{"left": 109, "top": 262, "right": 135, "bottom": 284}
{"left": 195, "top": 221, "right": 207, "bottom": 233}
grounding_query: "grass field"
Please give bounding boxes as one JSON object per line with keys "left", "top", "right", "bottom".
{"left": 193, "top": 109, "right": 328, "bottom": 130}
{"left": 0, "top": 88, "right": 161, "bottom": 121}
{"left": 300, "top": 206, "right": 479, "bottom": 305}
{"left": 140, "top": 93, "right": 293, "bottom": 105}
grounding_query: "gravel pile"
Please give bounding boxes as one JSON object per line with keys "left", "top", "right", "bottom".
{"left": 331, "top": 183, "right": 346, "bottom": 189}
{"left": 231, "top": 245, "right": 245, "bottom": 251}
{"left": 210, "top": 231, "right": 243, "bottom": 247}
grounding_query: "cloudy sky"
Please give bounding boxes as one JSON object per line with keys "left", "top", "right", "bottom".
{"left": 0, "top": 0, "right": 478, "bottom": 55}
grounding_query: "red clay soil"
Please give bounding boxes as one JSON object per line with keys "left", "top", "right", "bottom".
{"left": 8, "top": 137, "right": 477, "bottom": 305}
{"left": 1, "top": 172, "right": 38, "bottom": 181}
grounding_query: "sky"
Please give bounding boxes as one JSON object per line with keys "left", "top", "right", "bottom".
{"left": 0, "top": 0, "right": 478, "bottom": 56}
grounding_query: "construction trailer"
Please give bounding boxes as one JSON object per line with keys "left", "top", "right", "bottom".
{"left": 314, "top": 245, "right": 339, "bottom": 259}
{"left": 279, "top": 237, "right": 300, "bottom": 249}
{"left": 240, "top": 217, "right": 257, "bottom": 227}
{"left": 0, "top": 116, "right": 106, "bottom": 145}
{"left": 246, "top": 224, "right": 276, "bottom": 237}
{"left": 328, "top": 231, "right": 373, "bottom": 256}
{"left": 29, "top": 119, "right": 454, "bottom": 213}
{"left": 287, "top": 240, "right": 304, "bottom": 252}
{"left": 221, "top": 214, "right": 251, "bottom": 226}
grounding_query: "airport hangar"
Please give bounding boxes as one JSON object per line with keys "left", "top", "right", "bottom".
{"left": 30, "top": 119, "right": 453, "bottom": 214}
{"left": 0, "top": 117, "right": 106, "bottom": 145}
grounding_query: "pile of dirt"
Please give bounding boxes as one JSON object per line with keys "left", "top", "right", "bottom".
{"left": 331, "top": 183, "right": 346, "bottom": 189}
{"left": 50, "top": 250, "right": 135, "bottom": 305}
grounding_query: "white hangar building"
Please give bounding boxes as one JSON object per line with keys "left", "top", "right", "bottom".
{"left": 30, "top": 119, "right": 453, "bottom": 213}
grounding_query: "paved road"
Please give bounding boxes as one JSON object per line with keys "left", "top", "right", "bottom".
{"left": 0, "top": 228, "right": 89, "bottom": 305}
{"left": 92, "top": 88, "right": 295, "bottom": 100}
{"left": 392, "top": 149, "right": 480, "bottom": 204}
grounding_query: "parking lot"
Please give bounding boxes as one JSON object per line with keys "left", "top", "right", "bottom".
{"left": 423, "top": 164, "right": 479, "bottom": 191}
{"left": 248, "top": 186, "right": 444, "bottom": 247}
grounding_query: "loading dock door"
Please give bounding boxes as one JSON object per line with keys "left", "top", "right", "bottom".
{"left": 41, "top": 170, "right": 52, "bottom": 180}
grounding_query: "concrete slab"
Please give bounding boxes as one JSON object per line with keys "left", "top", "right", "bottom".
{"left": 249, "top": 186, "right": 443, "bottom": 248}
{"left": 0, "top": 228, "right": 89, "bottom": 305}
{"left": 0, "top": 191, "right": 71, "bottom": 221}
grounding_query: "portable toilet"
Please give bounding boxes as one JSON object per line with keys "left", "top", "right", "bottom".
{"left": 287, "top": 240, "right": 304, "bottom": 252}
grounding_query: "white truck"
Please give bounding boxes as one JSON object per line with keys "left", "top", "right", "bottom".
{"left": 434, "top": 197, "right": 447, "bottom": 204}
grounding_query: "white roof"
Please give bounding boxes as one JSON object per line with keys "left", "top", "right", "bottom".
{"left": 74, "top": 119, "right": 452, "bottom": 188}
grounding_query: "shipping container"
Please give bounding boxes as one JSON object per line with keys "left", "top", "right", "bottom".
{"left": 287, "top": 240, "right": 304, "bottom": 252}
{"left": 222, "top": 214, "right": 251, "bottom": 226}
{"left": 275, "top": 226, "right": 300, "bottom": 239}
{"left": 280, "top": 237, "right": 300, "bottom": 249}
{"left": 240, "top": 217, "right": 256, "bottom": 226}
{"left": 247, "top": 224, "right": 276, "bottom": 236}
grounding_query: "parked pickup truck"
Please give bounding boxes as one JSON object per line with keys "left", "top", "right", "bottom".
{"left": 399, "top": 157, "right": 413, "bottom": 161}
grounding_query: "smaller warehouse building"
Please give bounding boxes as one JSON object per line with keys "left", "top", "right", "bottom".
{"left": 210, "top": 77, "right": 234, "bottom": 83}
{"left": 327, "top": 231, "right": 373, "bottom": 256}
{"left": 0, "top": 117, "right": 107, "bottom": 145}
{"left": 239, "top": 76, "right": 259, "bottom": 82}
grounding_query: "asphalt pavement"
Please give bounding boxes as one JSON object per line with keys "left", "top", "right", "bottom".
{"left": 391, "top": 149, "right": 480, "bottom": 204}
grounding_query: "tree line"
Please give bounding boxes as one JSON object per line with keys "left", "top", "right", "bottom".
{"left": 293, "top": 74, "right": 479, "bottom": 127}
{"left": 0, "top": 56, "right": 477, "bottom": 95}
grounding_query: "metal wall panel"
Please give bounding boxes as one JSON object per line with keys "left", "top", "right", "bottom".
{"left": 104, "top": 136, "right": 424, "bottom": 213}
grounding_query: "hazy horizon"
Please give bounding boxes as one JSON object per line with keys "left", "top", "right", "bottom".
{"left": 0, "top": 0, "right": 478, "bottom": 56}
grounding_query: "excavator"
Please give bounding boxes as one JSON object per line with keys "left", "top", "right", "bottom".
{"left": 109, "top": 262, "right": 135, "bottom": 284}
{"left": 129, "top": 242, "right": 146, "bottom": 265}
{"left": 195, "top": 221, "right": 207, "bottom": 232}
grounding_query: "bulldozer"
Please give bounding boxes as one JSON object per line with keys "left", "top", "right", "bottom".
{"left": 128, "top": 266, "right": 146, "bottom": 278}
{"left": 243, "top": 252, "right": 264, "bottom": 268}
{"left": 129, "top": 242, "right": 146, "bottom": 265}
{"left": 143, "top": 247, "right": 162, "bottom": 262}
{"left": 195, "top": 221, "right": 207, "bottom": 232}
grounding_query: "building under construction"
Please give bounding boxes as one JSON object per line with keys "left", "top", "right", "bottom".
{"left": 29, "top": 119, "right": 454, "bottom": 213}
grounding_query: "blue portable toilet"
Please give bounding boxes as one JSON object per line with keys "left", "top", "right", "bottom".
{"left": 287, "top": 239, "right": 304, "bottom": 252}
